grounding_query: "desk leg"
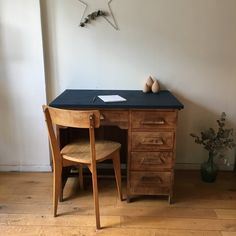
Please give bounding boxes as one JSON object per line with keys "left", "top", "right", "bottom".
{"left": 168, "top": 195, "right": 174, "bottom": 204}
{"left": 126, "top": 194, "right": 133, "bottom": 203}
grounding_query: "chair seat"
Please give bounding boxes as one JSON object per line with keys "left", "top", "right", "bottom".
{"left": 61, "top": 140, "right": 121, "bottom": 164}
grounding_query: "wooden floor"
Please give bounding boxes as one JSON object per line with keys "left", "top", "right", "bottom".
{"left": 0, "top": 170, "right": 236, "bottom": 236}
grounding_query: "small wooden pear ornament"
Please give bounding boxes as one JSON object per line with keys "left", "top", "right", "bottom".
{"left": 143, "top": 83, "right": 151, "bottom": 93}
{"left": 151, "top": 79, "right": 160, "bottom": 93}
{"left": 146, "top": 76, "right": 154, "bottom": 88}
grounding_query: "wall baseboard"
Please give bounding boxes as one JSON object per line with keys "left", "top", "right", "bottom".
{"left": 0, "top": 165, "right": 52, "bottom": 172}
{"left": 0, "top": 163, "right": 233, "bottom": 172}
{"left": 175, "top": 163, "right": 234, "bottom": 171}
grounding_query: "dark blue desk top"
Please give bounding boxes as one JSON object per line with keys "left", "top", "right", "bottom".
{"left": 49, "top": 89, "right": 184, "bottom": 110}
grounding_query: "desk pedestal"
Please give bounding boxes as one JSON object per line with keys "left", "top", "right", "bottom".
{"left": 59, "top": 108, "right": 178, "bottom": 203}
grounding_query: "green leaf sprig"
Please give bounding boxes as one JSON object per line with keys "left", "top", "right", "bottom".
{"left": 80, "top": 10, "right": 106, "bottom": 27}
{"left": 190, "top": 112, "right": 235, "bottom": 159}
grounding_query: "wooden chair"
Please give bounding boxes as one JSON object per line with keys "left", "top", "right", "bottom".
{"left": 42, "top": 105, "right": 122, "bottom": 229}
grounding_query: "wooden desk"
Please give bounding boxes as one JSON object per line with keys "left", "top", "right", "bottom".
{"left": 50, "top": 89, "right": 184, "bottom": 202}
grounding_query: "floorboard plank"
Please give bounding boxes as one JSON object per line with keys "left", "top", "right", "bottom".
{"left": 0, "top": 170, "right": 235, "bottom": 234}
{"left": 0, "top": 226, "right": 223, "bottom": 236}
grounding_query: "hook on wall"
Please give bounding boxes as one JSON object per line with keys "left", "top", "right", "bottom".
{"left": 78, "top": 0, "right": 119, "bottom": 30}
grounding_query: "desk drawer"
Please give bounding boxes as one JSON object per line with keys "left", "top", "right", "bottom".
{"left": 129, "top": 171, "right": 171, "bottom": 195}
{"left": 100, "top": 110, "right": 129, "bottom": 129}
{"left": 131, "top": 131, "right": 174, "bottom": 151}
{"left": 131, "top": 111, "right": 177, "bottom": 129}
{"left": 130, "top": 152, "right": 173, "bottom": 171}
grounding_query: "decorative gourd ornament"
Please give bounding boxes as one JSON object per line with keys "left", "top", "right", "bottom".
{"left": 151, "top": 79, "right": 160, "bottom": 93}
{"left": 143, "top": 83, "right": 151, "bottom": 93}
{"left": 146, "top": 76, "right": 154, "bottom": 88}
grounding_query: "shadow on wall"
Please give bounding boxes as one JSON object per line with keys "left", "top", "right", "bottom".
{"left": 0, "top": 7, "right": 11, "bottom": 156}
{"left": 0, "top": 42, "right": 11, "bottom": 159}
{"left": 173, "top": 90, "right": 236, "bottom": 171}
{"left": 39, "top": 0, "right": 59, "bottom": 102}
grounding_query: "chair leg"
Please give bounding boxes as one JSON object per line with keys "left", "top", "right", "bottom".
{"left": 60, "top": 166, "right": 72, "bottom": 202}
{"left": 90, "top": 166, "right": 101, "bottom": 229}
{"left": 53, "top": 167, "right": 62, "bottom": 217}
{"left": 59, "top": 183, "right": 63, "bottom": 202}
{"left": 78, "top": 164, "right": 84, "bottom": 190}
{"left": 112, "top": 152, "right": 123, "bottom": 201}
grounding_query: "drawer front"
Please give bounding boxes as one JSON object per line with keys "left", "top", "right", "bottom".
{"left": 131, "top": 111, "right": 177, "bottom": 129}
{"left": 129, "top": 171, "right": 171, "bottom": 195}
{"left": 131, "top": 132, "right": 174, "bottom": 151}
{"left": 130, "top": 152, "right": 173, "bottom": 171}
{"left": 100, "top": 110, "right": 129, "bottom": 129}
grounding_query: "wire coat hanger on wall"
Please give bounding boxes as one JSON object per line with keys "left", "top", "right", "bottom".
{"left": 78, "top": 0, "right": 119, "bottom": 30}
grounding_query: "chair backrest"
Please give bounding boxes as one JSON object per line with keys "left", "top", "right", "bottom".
{"left": 42, "top": 105, "right": 101, "bottom": 167}
{"left": 43, "top": 105, "right": 100, "bottom": 128}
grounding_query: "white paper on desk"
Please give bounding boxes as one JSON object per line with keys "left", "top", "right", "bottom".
{"left": 98, "top": 95, "right": 127, "bottom": 102}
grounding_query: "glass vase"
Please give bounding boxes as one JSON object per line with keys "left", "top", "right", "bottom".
{"left": 201, "top": 152, "right": 218, "bottom": 182}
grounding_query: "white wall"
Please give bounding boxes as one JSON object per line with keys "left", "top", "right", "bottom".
{"left": 0, "top": 0, "right": 50, "bottom": 171}
{"left": 42, "top": 0, "right": 236, "bottom": 169}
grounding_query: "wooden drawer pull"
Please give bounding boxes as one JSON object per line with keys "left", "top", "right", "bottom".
{"left": 141, "top": 176, "right": 163, "bottom": 184}
{"left": 141, "top": 119, "right": 165, "bottom": 125}
{"left": 141, "top": 138, "right": 164, "bottom": 145}
{"left": 141, "top": 157, "right": 165, "bottom": 165}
